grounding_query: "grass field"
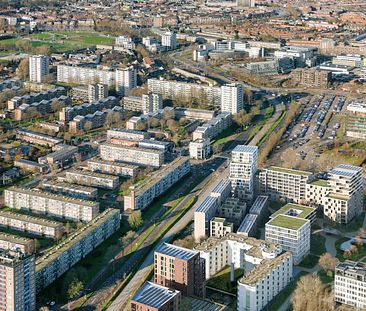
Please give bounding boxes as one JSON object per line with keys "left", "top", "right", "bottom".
{"left": 0, "top": 31, "right": 115, "bottom": 54}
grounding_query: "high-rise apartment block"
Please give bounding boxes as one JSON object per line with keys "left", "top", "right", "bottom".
{"left": 221, "top": 83, "right": 244, "bottom": 114}
{"left": 346, "top": 102, "right": 366, "bottom": 139}
{"left": 229, "top": 145, "right": 258, "bottom": 201}
{"left": 142, "top": 93, "right": 163, "bottom": 114}
{"left": 29, "top": 55, "right": 49, "bottom": 83}
{"left": 161, "top": 31, "right": 177, "bottom": 50}
{"left": 115, "top": 67, "right": 137, "bottom": 95}
{"left": 88, "top": 83, "right": 108, "bottom": 101}
{"left": 154, "top": 243, "right": 205, "bottom": 298}
{"left": 335, "top": 261, "right": 366, "bottom": 309}
{"left": 0, "top": 253, "right": 36, "bottom": 311}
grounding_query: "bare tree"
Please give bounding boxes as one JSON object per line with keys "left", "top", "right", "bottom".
{"left": 319, "top": 253, "right": 339, "bottom": 275}
{"left": 17, "top": 58, "right": 29, "bottom": 80}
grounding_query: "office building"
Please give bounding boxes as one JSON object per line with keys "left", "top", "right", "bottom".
{"left": 100, "top": 143, "right": 164, "bottom": 167}
{"left": 29, "top": 55, "right": 49, "bottom": 83}
{"left": 229, "top": 145, "right": 258, "bottom": 201}
{"left": 154, "top": 243, "right": 205, "bottom": 297}
{"left": 42, "top": 180, "right": 98, "bottom": 200}
{"left": 161, "top": 31, "right": 177, "bottom": 50}
{"left": 346, "top": 102, "right": 366, "bottom": 139}
{"left": 258, "top": 166, "right": 314, "bottom": 204}
{"left": 124, "top": 157, "right": 190, "bottom": 210}
{"left": 131, "top": 282, "right": 181, "bottom": 311}
{"left": 4, "top": 187, "right": 99, "bottom": 223}
{"left": 142, "top": 93, "right": 163, "bottom": 114}
{"left": 265, "top": 214, "right": 310, "bottom": 264}
{"left": 221, "top": 83, "right": 244, "bottom": 114}
{"left": 195, "top": 233, "right": 292, "bottom": 311}
{"left": 189, "top": 139, "right": 211, "bottom": 160}
{"left": 0, "top": 253, "right": 36, "bottom": 311}
{"left": 335, "top": 261, "right": 366, "bottom": 309}
{"left": 36, "top": 209, "right": 120, "bottom": 292}
{"left": 87, "top": 158, "right": 138, "bottom": 178}
{"left": 65, "top": 169, "right": 120, "bottom": 190}
{"left": 0, "top": 210, "right": 64, "bottom": 240}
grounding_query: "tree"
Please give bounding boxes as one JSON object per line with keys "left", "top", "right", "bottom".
{"left": 150, "top": 117, "right": 160, "bottom": 128}
{"left": 120, "top": 230, "right": 137, "bottom": 248}
{"left": 233, "top": 110, "right": 252, "bottom": 127}
{"left": 354, "top": 235, "right": 364, "bottom": 247}
{"left": 292, "top": 274, "right": 334, "bottom": 311}
{"left": 83, "top": 121, "right": 93, "bottom": 132}
{"left": 128, "top": 210, "right": 143, "bottom": 229}
{"left": 359, "top": 228, "right": 366, "bottom": 238}
{"left": 67, "top": 278, "right": 84, "bottom": 300}
{"left": 17, "top": 58, "right": 29, "bottom": 80}
{"left": 319, "top": 253, "right": 339, "bottom": 275}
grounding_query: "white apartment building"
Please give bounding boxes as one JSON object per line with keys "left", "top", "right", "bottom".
{"left": 195, "top": 234, "right": 293, "bottom": 311}
{"left": 194, "top": 179, "right": 232, "bottom": 242}
{"left": 0, "top": 210, "right": 64, "bottom": 240}
{"left": 335, "top": 261, "right": 366, "bottom": 309}
{"left": 65, "top": 169, "right": 120, "bottom": 190}
{"left": 142, "top": 93, "right": 163, "bottom": 114}
{"left": 324, "top": 164, "right": 364, "bottom": 224}
{"left": 258, "top": 166, "right": 313, "bottom": 204}
{"left": 0, "top": 254, "right": 36, "bottom": 311}
{"left": 115, "top": 36, "right": 135, "bottom": 49}
{"left": 99, "top": 143, "right": 164, "bottom": 167}
{"left": 115, "top": 67, "right": 137, "bottom": 95}
{"left": 106, "top": 128, "right": 149, "bottom": 141}
{"left": 124, "top": 157, "right": 190, "bottom": 211}
{"left": 210, "top": 217, "right": 233, "bottom": 237}
{"left": 265, "top": 214, "right": 310, "bottom": 264}
{"left": 189, "top": 138, "right": 211, "bottom": 160}
{"left": 192, "top": 112, "right": 232, "bottom": 141}
{"left": 29, "top": 55, "right": 49, "bottom": 83}
{"left": 161, "top": 31, "right": 177, "bottom": 50}
{"left": 0, "top": 232, "right": 35, "bottom": 255}
{"left": 221, "top": 83, "right": 244, "bottom": 114}
{"left": 88, "top": 83, "right": 108, "bottom": 101}
{"left": 42, "top": 180, "right": 98, "bottom": 200}
{"left": 4, "top": 187, "right": 99, "bottom": 223}
{"left": 87, "top": 158, "right": 138, "bottom": 178}
{"left": 230, "top": 145, "right": 258, "bottom": 201}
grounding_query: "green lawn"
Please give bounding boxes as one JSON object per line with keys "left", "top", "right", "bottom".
{"left": 335, "top": 237, "right": 366, "bottom": 261}
{"left": 206, "top": 266, "right": 245, "bottom": 293}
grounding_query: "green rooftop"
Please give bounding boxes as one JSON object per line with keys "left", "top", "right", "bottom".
{"left": 328, "top": 193, "right": 350, "bottom": 201}
{"left": 309, "top": 179, "right": 330, "bottom": 187}
{"left": 268, "top": 166, "right": 312, "bottom": 177}
{"left": 271, "top": 203, "right": 316, "bottom": 220}
{"left": 211, "top": 217, "right": 226, "bottom": 223}
{"left": 267, "top": 215, "right": 308, "bottom": 231}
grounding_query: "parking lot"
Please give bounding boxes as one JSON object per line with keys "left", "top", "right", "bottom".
{"left": 267, "top": 94, "right": 353, "bottom": 172}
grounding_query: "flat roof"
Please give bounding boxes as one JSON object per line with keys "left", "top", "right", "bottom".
{"left": 267, "top": 214, "right": 308, "bottom": 231}
{"left": 36, "top": 209, "right": 119, "bottom": 271}
{"left": 6, "top": 187, "right": 99, "bottom": 208}
{"left": 43, "top": 180, "right": 97, "bottom": 194}
{"left": 66, "top": 169, "right": 119, "bottom": 181}
{"left": 237, "top": 214, "right": 258, "bottom": 234}
{"left": 249, "top": 196, "right": 268, "bottom": 215}
{"left": 0, "top": 232, "right": 34, "bottom": 246}
{"left": 270, "top": 203, "right": 316, "bottom": 220}
{"left": 88, "top": 158, "right": 139, "bottom": 169}
{"left": 328, "top": 193, "right": 350, "bottom": 201}
{"left": 0, "top": 210, "right": 63, "bottom": 228}
{"left": 100, "top": 143, "right": 163, "bottom": 154}
{"left": 267, "top": 166, "right": 313, "bottom": 176}
{"left": 232, "top": 145, "right": 258, "bottom": 154}
{"left": 211, "top": 179, "right": 231, "bottom": 196}
{"left": 329, "top": 164, "right": 362, "bottom": 178}
{"left": 196, "top": 196, "right": 217, "bottom": 213}
{"left": 14, "top": 159, "right": 48, "bottom": 168}
{"left": 155, "top": 242, "right": 198, "bottom": 260}
{"left": 132, "top": 281, "right": 179, "bottom": 308}
{"left": 309, "top": 179, "right": 330, "bottom": 187}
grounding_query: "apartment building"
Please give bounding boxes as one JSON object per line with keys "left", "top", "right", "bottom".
{"left": 4, "top": 187, "right": 99, "bottom": 223}
{"left": 8, "top": 87, "right": 67, "bottom": 110}
{"left": 88, "top": 83, "right": 108, "bottom": 101}
{"left": 305, "top": 178, "right": 331, "bottom": 207}
{"left": 174, "top": 107, "right": 215, "bottom": 121}
{"left": 42, "top": 180, "right": 98, "bottom": 200}
{"left": 65, "top": 169, "right": 120, "bottom": 190}
{"left": 192, "top": 112, "right": 232, "bottom": 141}
{"left": 335, "top": 261, "right": 366, "bottom": 309}
{"left": 265, "top": 214, "right": 310, "bottom": 264}
{"left": 258, "top": 166, "right": 314, "bottom": 204}
{"left": 221, "top": 83, "right": 244, "bottom": 114}
{"left": 0, "top": 253, "right": 36, "bottom": 311}
{"left": 59, "top": 96, "right": 118, "bottom": 122}
{"left": 194, "top": 179, "right": 232, "bottom": 241}
{"left": 87, "top": 158, "right": 138, "bottom": 178}
{"left": 122, "top": 96, "right": 143, "bottom": 112}
{"left": 292, "top": 68, "right": 331, "bottom": 88}
{"left": 36, "top": 209, "right": 120, "bottom": 292}
{"left": 249, "top": 195, "right": 269, "bottom": 222}
{"left": 100, "top": 143, "right": 164, "bottom": 167}
{"left": 14, "top": 95, "right": 71, "bottom": 121}
{"left": 346, "top": 102, "right": 366, "bottom": 139}
{"left": 68, "top": 106, "right": 124, "bottom": 133}
{"left": 0, "top": 78, "right": 22, "bottom": 93}
{"left": 14, "top": 159, "right": 49, "bottom": 174}
{"left": 161, "top": 31, "right": 177, "bottom": 50}
{"left": 270, "top": 203, "right": 316, "bottom": 224}
{"left": 107, "top": 128, "right": 150, "bottom": 141}
{"left": 115, "top": 36, "right": 135, "bottom": 49}
{"left": 115, "top": 67, "right": 137, "bottom": 95}
{"left": 131, "top": 282, "right": 181, "bottom": 311}
{"left": 142, "top": 93, "right": 163, "bottom": 114}
{"left": 29, "top": 55, "right": 49, "bottom": 83}
{"left": 229, "top": 145, "right": 258, "bottom": 201}
{"left": 0, "top": 210, "right": 64, "bottom": 240}
{"left": 324, "top": 164, "right": 364, "bottom": 224}
{"left": 0, "top": 232, "right": 35, "bottom": 255}
{"left": 154, "top": 243, "right": 205, "bottom": 297}
{"left": 195, "top": 233, "right": 292, "bottom": 310}
{"left": 189, "top": 138, "right": 211, "bottom": 160}
{"left": 39, "top": 145, "right": 78, "bottom": 166}
{"left": 124, "top": 157, "right": 190, "bottom": 210}
{"left": 16, "top": 129, "right": 63, "bottom": 147}
{"left": 210, "top": 217, "right": 233, "bottom": 237}
{"left": 148, "top": 78, "right": 221, "bottom": 106}
{"left": 237, "top": 213, "right": 258, "bottom": 237}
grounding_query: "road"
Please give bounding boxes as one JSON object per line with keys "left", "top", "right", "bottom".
{"left": 107, "top": 161, "right": 230, "bottom": 311}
